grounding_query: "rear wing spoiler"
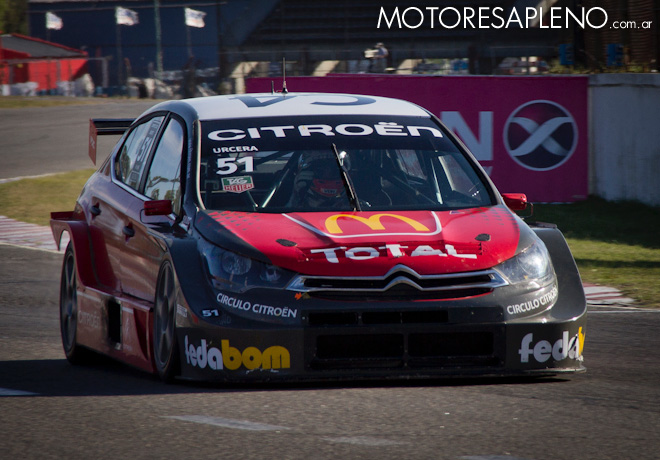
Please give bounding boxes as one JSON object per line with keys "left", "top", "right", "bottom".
{"left": 88, "top": 118, "right": 134, "bottom": 165}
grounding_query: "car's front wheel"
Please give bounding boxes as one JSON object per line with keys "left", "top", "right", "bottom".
{"left": 153, "top": 261, "right": 180, "bottom": 382}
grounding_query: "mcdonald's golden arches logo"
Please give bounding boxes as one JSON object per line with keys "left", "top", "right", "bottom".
{"left": 284, "top": 212, "right": 442, "bottom": 238}
{"left": 325, "top": 213, "right": 430, "bottom": 234}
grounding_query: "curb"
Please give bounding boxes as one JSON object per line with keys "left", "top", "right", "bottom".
{"left": 583, "top": 283, "right": 636, "bottom": 306}
{"left": 0, "top": 215, "right": 63, "bottom": 253}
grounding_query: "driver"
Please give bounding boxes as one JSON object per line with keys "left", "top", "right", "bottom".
{"left": 290, "top": 153, "right": 347, "bottom": 209}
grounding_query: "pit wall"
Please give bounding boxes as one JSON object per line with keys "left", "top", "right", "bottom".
{"left": 589, "top": 74, "right": 660, "bottom": 207}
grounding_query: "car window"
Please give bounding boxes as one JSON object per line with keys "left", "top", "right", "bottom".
{"left": 116, "top": 116, "right": 165, "bottom": 190}
{"left": 144, "top": 118, "right": 184, "bottom": 215}
{"left": 438, "top": 153, "right": 488, "bottom": 201}
{"left": 199, "top": 115, "right": 494, "bottom": 213}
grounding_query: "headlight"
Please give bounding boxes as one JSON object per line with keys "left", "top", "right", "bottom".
{"left": 201, "top": 241, "right": 295, "bottom": 293}
{"left": 495, "top": 240, "right": 555, "bottom": 290}
{"left": 221, "top": 251, "right": 252, "bottom": 276}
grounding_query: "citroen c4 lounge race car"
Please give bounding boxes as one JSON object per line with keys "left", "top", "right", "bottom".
{"left": 51, "top": 92, "right": 586, "bottom": 383}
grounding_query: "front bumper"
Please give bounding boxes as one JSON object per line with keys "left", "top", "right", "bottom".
{"left": 175, "top": 224, "right": 587, "bottom": 382}
{"left": 176, "top": 305, "right": 586, "bottom": 382}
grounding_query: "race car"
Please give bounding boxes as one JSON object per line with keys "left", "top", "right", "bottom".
{"left": 51, "top": 92, "right": 586, "bottom": 382}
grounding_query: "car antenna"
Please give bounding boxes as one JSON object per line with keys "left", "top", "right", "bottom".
{"left": 281, "top": 57, "right": 288, "bottom": 94}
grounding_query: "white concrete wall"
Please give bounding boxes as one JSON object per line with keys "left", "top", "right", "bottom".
{"left": 589, "top": 74, "right": 660, "bottom": 206}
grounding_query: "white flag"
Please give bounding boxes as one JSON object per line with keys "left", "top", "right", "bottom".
{"left": 46, "top": 12, "right": 63, "bottom": 30}
{"left": 185, "top": 8, "right": 206, "bottom": 28}
{"left": 116, "top": 7, "right": 139, "bottom": 26}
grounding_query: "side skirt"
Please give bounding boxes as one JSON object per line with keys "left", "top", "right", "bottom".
{"left": 76, "top": 285, "right": 155, "bottom": 374}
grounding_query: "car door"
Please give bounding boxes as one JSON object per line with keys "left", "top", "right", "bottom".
{"left": 120, "top": 115, "right": 185, "bottom": 301}
{"left": 90, "top": 114, "right": 165, "bottom": 296}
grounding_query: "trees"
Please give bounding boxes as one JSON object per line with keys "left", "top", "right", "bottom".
{"left": 0, "top": 0, "right": 28, "bottom": 35}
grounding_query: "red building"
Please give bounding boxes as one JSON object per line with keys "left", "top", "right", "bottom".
{"left": 0, "top": 33, "right": 88, "bottom": 92}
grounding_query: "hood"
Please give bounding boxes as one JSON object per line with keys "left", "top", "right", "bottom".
{"left": 196, "top": 207, "right": 522, "bottom": 277}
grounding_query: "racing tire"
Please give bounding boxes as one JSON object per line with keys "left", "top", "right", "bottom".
{"left": 59, "top": 242, "right": 92, "bottom": 364}
{"left": 153, "top": 261, "right": 180, "bottom": 382}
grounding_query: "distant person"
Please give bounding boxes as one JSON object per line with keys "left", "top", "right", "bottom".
{"left": 372, "top": 42, "right": 388, "bottom": 73}
{"left": 365, "top": 42, "right": 389, "bottom": 73}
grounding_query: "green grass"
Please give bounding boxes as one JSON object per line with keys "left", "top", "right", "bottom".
{"left": 532, "top": 198, "right": 660, "bottom": 308}
{"left": 1, "top": 173, "right": 658, "bottom": 307}
{"left": 0, "top": 96, "right": 105, "bottom": 109}
{"left": 0, "top": 170, "right": 95, "bottom": 225}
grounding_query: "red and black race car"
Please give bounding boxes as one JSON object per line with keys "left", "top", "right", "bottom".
{"left": 51, "top": 92, "right": 586, "bottom": 382}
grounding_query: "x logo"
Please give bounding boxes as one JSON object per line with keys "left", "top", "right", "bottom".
{"left": 508, "top": 116, "right": 573, "bottom": 157}
{"left": 504, "top": 101, "right": 577, "bottom": 171}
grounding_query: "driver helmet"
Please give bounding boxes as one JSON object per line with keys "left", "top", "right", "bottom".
{"left": 296, "top": 153, "right": 345, "bottom": 203}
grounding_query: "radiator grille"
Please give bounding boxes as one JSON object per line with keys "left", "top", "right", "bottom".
{"left": 288, "top": 265, "right": 507, "bottom": 301}
{"left": 309, "top": 330, "right": 503, "bottom": 371}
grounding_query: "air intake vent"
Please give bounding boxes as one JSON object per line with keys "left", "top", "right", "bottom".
{"left": 309, "top": 330, "right": 503, "bottom": 371}
{"left": 308, "top": 309, "right": 448, "bottom": 327}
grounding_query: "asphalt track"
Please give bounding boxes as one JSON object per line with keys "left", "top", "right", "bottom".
{"left": 0, "top": 99, "right": 156, "bottom": 180}
{"left": 1, "top": 100, "right": 659, "bottom": 459}
{"left": 1, "top": 244, "right": 660, "bottom": 460}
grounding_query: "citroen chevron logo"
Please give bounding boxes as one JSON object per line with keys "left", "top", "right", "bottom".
{"left": 503, "top": 100, "right": 578, "bottom": 171}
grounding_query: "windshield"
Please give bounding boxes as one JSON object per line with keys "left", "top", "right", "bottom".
{"left": 199, "top": 115, "right": 494, "bottom": 212}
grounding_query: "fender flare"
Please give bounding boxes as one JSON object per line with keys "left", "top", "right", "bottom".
{"left": 168, "top": 238, "right": 211, "bottom": 311}
{"left": 50, "top": 218, "right": 97, "bottom": 289}
{"left": 50, "top": 217, "right": 118, "bottom": 290}
{"left": 532, "top": 225, "right": 587, "bottom": 319}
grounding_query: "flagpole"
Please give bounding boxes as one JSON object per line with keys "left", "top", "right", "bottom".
{"left": 154, "top": 0, "right": 163, "bottom": 75}
{"left": 116, "top": 19, "right": 123, "bottom": 89}
{"left": 114, "top": 7, "right": 138, "bottom": 92}
{"left": 186, "top": 24, "right": 192, "bottom": 59}
{"left": 184, "top": 7, "right": 192, "bottom": 60}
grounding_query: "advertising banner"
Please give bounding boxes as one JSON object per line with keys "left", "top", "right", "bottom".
{"left": 246, "top": 75, "right": 588, "bottom": 202}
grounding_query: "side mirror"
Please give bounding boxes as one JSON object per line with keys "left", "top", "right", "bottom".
{"left": 502, "top": 193, "right": 528, "bottom": 211}
{"left": 144, "top": 200, "right": 173, "bottom": 216}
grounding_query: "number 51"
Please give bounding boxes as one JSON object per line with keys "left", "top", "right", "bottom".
{"left": 216, "top": 157, "right": 254, "bottom": 175}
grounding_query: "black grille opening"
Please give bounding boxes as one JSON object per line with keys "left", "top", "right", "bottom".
{"left": 308, "top": 312, "right": 358, "bottom": 326}
{"left": 308, "top": 309, "right": 449, "bottom": 327}
{"left": 406, "top": 274, "right": 492, "bottom": 289}
{"left": 309, "top": 331, "right": 502, "bottom": 371}
{"left": 108, "top": 299, "right": 121, "bottom": 344}
{"left": 309, "top": 286, "right": 491, "bottom": 302}
{"left": 303, "top": 273, "right": 493, "bottom": 291}
{"left": 402, "top": 310, "right": 449, "bottom": 324}
{"left": 316, "top": 334, "right": 404, "bottom": 360}
{"left": 304, "top": 278, "right": 384, "bottom": 290}
{"left": 361, "top": 311, "right": 401, "bottom": 324}
{"left": 408, "top": 332, "right": 494, "bottom": 357}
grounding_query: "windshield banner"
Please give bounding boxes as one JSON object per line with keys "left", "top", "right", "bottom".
{"left": 246, "top": 75, "right": 588, "bottom": 203}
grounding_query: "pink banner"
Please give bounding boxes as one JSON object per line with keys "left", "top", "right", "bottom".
{"left": 247, "top": 75, "right": 588, "bottom": 202}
